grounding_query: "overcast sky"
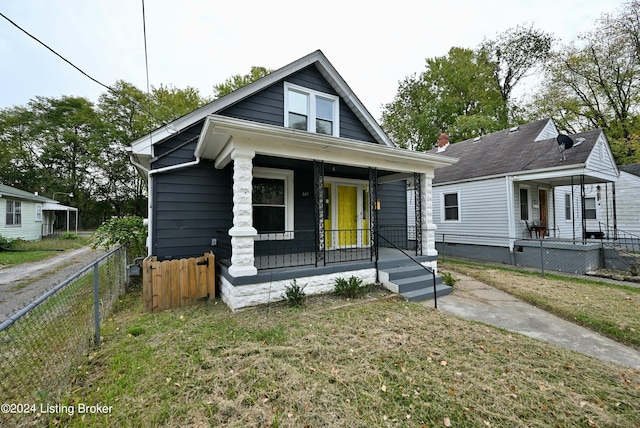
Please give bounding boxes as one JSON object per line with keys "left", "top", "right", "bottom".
{"left": 0, "top": 0, "right": 617, "bottom": 121}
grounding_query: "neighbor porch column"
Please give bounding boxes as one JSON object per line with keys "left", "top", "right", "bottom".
{"left": 228, "top": 148, "right": 258, "bottom": 277}
{"left": 420, "top": 171, "right": 437, "bottom": 256}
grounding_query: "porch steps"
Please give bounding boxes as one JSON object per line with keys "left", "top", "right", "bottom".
{"left": 379, "top": 263, "right": 453, "bottom": 302}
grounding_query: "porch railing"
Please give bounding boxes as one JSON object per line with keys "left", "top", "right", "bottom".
{"left": 215, "top": 227, "right": 418, "bottom": 271}
{"left": 596, "top": 223, "right": 640, "bottom": 253}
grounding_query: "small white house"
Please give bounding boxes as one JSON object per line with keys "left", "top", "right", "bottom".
{"left": 0, "top": 184, "right": 78, "bottom": 241}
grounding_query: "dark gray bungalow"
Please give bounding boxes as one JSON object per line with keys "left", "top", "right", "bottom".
{"left": 128, "top": 50, "right": 456, "bottom": 310}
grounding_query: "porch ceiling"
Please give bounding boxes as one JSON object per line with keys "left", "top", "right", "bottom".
{"left": 196, "top": 115, "right": 457, "bottom": 174}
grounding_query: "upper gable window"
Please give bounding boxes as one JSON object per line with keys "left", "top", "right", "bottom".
{"left": 284, "top": 82, "right": 339, "bottom": 136}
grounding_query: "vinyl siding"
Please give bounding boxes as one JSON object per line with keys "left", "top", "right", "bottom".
{"left": 604, "top": 173, "right": 640, "bottom": 236}
{"left": 153, "top": 160, "right": 233, "bottom": 259}
{"left": 433, "top": 178, "right": 510, "bottom": 240}
{"left": 0, "top": 199, "right": 42, "bottom": 241}
{"left": 218, "top": 65, "right": 379, "bottom": 143}
{"left": 553, "top": 185, "right": 603, "bottom": 240}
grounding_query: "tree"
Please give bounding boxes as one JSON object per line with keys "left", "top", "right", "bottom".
{"left": 213, "top": 66, "right": 272, "bottom": 99}
{"left": 381, "top": 47, "right": 507, "bottom": 150}
{"left": 480, "top": 24, "right": 553, "bottom": 108}
{"left": 526, "top": 1, "right": 640, "bottom": 163}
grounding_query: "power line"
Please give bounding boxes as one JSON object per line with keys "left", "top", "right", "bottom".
{"left": 0, "top": 9, "right": 173, "bottom": 131}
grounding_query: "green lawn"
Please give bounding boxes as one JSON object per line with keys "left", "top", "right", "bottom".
{"left": 0, "top": 236, "right": 90, "bottom": 267}
{"left": 21, "top": 281, "right": 639, "bottom": 427}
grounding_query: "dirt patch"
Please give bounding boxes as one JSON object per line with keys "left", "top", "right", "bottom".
{"left": 0, "top": 246, "right": 106, "bottom": 322}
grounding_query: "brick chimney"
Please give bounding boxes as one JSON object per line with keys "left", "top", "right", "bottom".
{"left": 436, "top": 133, "right": 450, "bottom": 152}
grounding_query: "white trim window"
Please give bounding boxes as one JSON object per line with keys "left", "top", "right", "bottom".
{"left": 284, "top": 82, "right": 339, "bottom": 136}
{"left": 252, "top": 167, "right": 294, "bottom": 239}
{"left": 442, "top": 191, "right": 460, "bottom": 222}
{"left": 6, "top": 200, "right": 22, "bottom": 226}
{"left": 519, "top": 186, "right": 530, "bottom": 221}
{"left": 35, "top": 203, "right": 43, "bottom": 222}
{"left": 584, "top": 197, "right": 597, "bottom": 220}
{"left": 564, "top": 193, "right": 572, "bottom": 221}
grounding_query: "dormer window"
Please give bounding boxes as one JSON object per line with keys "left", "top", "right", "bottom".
{"left": 284, "top": 82, "right": 339, "bottom": 136}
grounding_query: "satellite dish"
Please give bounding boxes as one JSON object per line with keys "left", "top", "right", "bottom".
{"left": 557, "top": 134, "right": 574, "bottom": 160}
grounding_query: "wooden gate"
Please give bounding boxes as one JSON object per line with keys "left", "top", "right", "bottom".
{"left": 142, "top": 252, "right": 215, "bottom": 312}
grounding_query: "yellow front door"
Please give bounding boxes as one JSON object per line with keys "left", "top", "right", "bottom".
{"left": 337, "top": 185, "right": 357, "bottom": 247}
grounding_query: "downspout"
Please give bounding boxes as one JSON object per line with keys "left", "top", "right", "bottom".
{"left": 128, "top": 153, "right": 153, "bottom": 257}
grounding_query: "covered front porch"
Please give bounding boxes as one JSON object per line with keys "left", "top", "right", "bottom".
{"left": 510, "top": 169, "right": 619, "bottom": 244}
{"left": 196, "top": 115, "right": 455, "bottom": 276}
{"left": 194, "top": 115, "right": 456, "bottom": 309}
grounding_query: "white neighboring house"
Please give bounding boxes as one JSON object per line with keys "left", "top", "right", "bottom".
{"left": 0, "top": 184, "right": 78, "bottom": 241}
{"left": 424, "top": 118, "right": 619, "bottom": 245}
{"left": 602, "top": 164, "right": 640, "bottom": 237}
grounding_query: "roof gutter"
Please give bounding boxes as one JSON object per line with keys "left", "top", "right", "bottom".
{"left": 148, "top": 157, "right": 201, "bottom": 176}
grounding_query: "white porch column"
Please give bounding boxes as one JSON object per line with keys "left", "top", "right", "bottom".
{"left": 228, "top": 148, "right": 258, "bottom": 277}
{"left": 420, "top": 171, "right": 438, "bottom": 256}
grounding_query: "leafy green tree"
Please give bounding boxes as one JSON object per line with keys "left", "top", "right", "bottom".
{"left": 213, "top": 66, "right": 272, "bottom": 99}
{"left": 382, "top": 47, "right": 507, "bottom": 150}
{"left": 480, "top": 24, "right": 553, "bottom": 107}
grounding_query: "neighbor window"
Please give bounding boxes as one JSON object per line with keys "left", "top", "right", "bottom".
{"left": 584, "top": 197, "right": 597, "bottom": 220}
{"left": 564, "top": 194, "right": 572, "bottom": 221}
{"left": 519, "top": 187, "right": 529, "bottom": 221}
{"left": 443, "top": 192, "right": 459, "bottom": 221}
{"left": 284, "top": 82, "right": 339, "bottom": 136}
{"left": 35, "top": 203, "right": 42, "bottom": 222}
{"left": 6, "top": 200, "right": 21, "bottom": 226}
{"left": 252, "top": 168, "right": 294, "bottom": 239}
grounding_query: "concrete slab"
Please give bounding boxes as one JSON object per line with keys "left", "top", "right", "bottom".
{"left": 436, "top": 272, "right": 640, "bottom": 370}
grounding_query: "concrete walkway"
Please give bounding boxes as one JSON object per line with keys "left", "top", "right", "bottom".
{"left": 435, "top": 271, "right": 640, "bottom": 370}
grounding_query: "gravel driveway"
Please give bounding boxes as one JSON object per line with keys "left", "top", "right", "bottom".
{"left": 0, "top": 246, "right": 107, "bottom": 323}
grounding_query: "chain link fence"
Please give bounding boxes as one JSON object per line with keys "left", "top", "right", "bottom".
{"left": 437, "top": 233, "right": 610, "bottom": 276}
{"left": 0, "top": 246, "right": 126, "bottom": 415}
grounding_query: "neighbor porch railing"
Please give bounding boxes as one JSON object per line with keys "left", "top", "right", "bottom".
{"left": 215, "top": 226, "right": 418, "bottom": 271}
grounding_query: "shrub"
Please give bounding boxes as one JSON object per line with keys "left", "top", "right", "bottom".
{"left": 334, "top": 276, "right": 369, "bottom": 298}
{"left": 0, "top": 235, "right": 15, "bottom": 249}
{"left": 282, "top": 279, "right": 306, "bottom": 306}
{"left": 91, "top": 216, "right": 147, "bottom": 258}
{"left": 440, "top": 271, "right": 458, "bottom": 286}
{"left": 61, "top": 232, "right": 79, "bottom": 240}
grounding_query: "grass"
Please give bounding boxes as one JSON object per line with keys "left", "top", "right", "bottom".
{"left": 441, "top": 260, "right": 640, "bottom": 350}
{"left": 15, "top": 281, "right": 637, "bottom": 427}
{"left": 0, "top": 236, "right": 89, "bottom": 267}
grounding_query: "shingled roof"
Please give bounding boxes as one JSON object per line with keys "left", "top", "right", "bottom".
{"left": 429, "top": 118, "right": 603, "bottom": 185}
{"left": 620, "top": 163, "right": 640, "bottom": 177}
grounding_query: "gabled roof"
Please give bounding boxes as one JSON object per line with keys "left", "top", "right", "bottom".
{"left": 129, "top": 50, "right": 393, "bottom": 158}
{"left": 0, "top": 183, "right": 56, "bottom": 203}
{"left": 430, "top": 118, "right": 618, "bottom": 185}
{"left": 620, "top": 163, "right": 640, "bottom": 177}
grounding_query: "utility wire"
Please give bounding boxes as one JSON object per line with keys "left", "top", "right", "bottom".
{"left": 0, "top": 10, "right": 173, "bottom": 131}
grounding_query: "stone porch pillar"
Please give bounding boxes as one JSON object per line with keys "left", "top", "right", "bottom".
{"left": 228, "top": 148, "right": 258, "bottom": 277}
{"left": 420, "top": 171, "right": 438, "bottom": 256}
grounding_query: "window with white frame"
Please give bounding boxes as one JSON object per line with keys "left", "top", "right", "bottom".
{"left": 6, "top": 200, "right": 22, "bottom": 226}
{"left": 519, "top": 187, "right": 529, "bottom": 221}
{"left": 564, "top": 194, "right": 572, "bottom": 221}
{"left": 252, "top": 167, "right": 294, "bottom": 239}
{"left": 443, "top": 192, "right": 459, "bottom": 221}
{"left": 35, "top": 203, "right": 42, "bottom": 222}
{"left": 584, "top": 197, "right": 597, "bottom": 220}
{"left": 284, "top": 82, "right": 339, "bottom": 136}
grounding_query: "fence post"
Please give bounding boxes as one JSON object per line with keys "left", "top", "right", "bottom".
{"left": 93, "top": 261, "right": 100, "bottom": 346}
{"left": 539, "top": 239, "right": 545, "bottom": 278}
